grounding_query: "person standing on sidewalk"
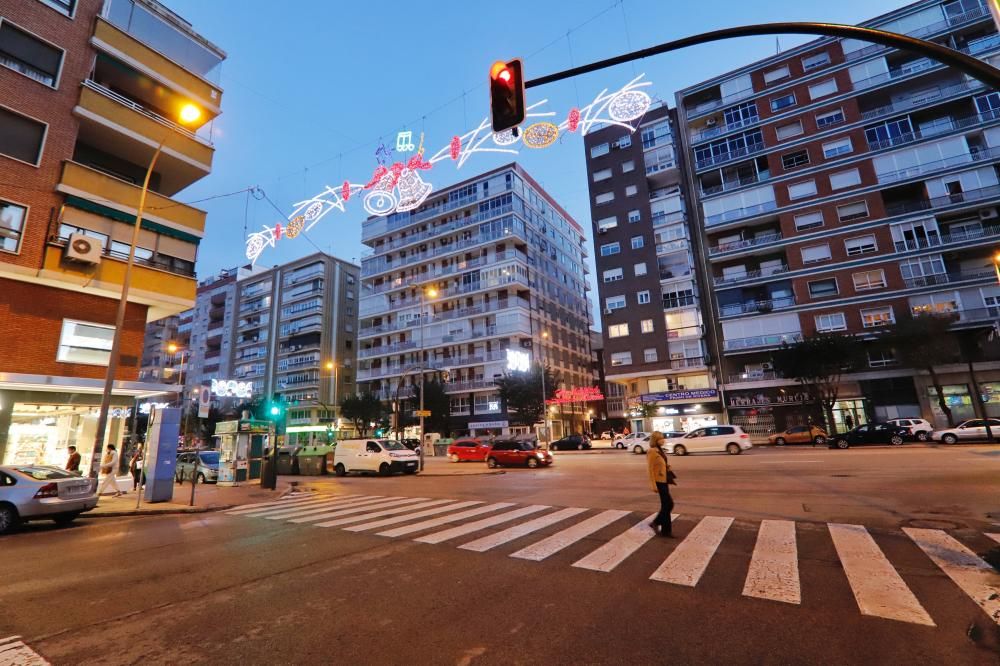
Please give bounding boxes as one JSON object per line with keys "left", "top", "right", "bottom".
{"left": 646, "top": 432, "right": 675, "bottom": 538}
{"left": 66, "top": 446, "right": 81, "bottom": 474}
{"left": 98, "top": 445, "right": 122, "bottom": 498}
{"left": 129, "top": 443, "right": 145, "bottom": 491}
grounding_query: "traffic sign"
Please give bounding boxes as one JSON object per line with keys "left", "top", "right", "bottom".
{"left": 414, "top": 410, "right": 432, "bottom": 417}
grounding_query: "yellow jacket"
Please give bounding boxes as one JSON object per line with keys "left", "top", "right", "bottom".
{"left": 646, "top": 446, "right": 670, "bottom": 491}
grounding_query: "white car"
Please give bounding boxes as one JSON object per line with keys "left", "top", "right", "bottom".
{"left": 931, "top": 418, "right": 1000, "bottom": 444}
{"left": 333, "top": 439, "right": 419, "bottom": 476}
{"left": 663, "top": 426, "right": 753, "bottom": 456}
{"left": 630, "top": 432, "right": 686, "bottom": 454}
{"left": 614, "top": 432, "right": 649, "bottom": 450}
{"left": 885, "top": 418, "right": 933, "bottom": 442}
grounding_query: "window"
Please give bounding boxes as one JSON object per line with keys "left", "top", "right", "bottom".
{"left": 57, "top": 319, "right": 113, "bottom": 365}
{"left": 592, "top": 168, "right": 612, "bottom": 182}
{"left": 630, "top": 235, "right": 644, "bottom": 249}
{"left": 788, "top": 180, "right": 817, "bottom": 200}
{"left": 801, "top": 243, "right": 832, "bottom": 264}
{"left": 109, "top": 241, "right": 153, "bottom": 262}
{"left": 0, "top": 199, "right": 26, "bottom": 252}
{"left": 617, "top": 134, "right": 632, "bottom": 148}
{"left": 602, "top": 268, "right": 623, "bottom": 283}
{"left": 597, "top": 216, "right": 617, "bottom": 231}
{"left": 640, "top": 319, "right": 654, "bottom": 333}
{"left": 793, "top": 211, "right": 824, "bottom": 231}
{"left": 802, "top": 51, "right": 831, "bottom": 70}
{"left": 625, "top": 185, "right": 638, "bottom": 197}
{"left": 605, "top": 295, "right": 626, "bottom": 310}
{"left": 868, "top": 349, "right": 897, "bottom": 368}
{"left": 807, "top": 278, "right": 838, "bottom": 297}
{"left": 865, "top": 117, "right": 913, "bottom": 148}
{"left": 822, "top": 137, "right": 853, "bottom": 158}
{"left": 663, "top": 286, "right": 696, "bottom": 309}
{"left": 0, "top": 21, "right": 63, "bottom": 87}
{"left": 853, "top": 269, "right": 887, "bottom": 291}
{"left": 595, "top": 191, "right": 615, "bottom": 205}
{"left": 599, "top": 242, "right": 620, "bottom": 256}
{"left": 634, "top": 262, "right": 647, "bottom": 276}
{"left": 622, "top": 160, "right": 635, "bottom": 173}
{"left": 637, "top": 290, "right": 651, "bottom": 305}
{"left": 770, "top": 94, "right": 796, "bottom": 112}
{"left": 837, "top": 201, "right": 869, "bottom": 222}
{"left": 643, "top": 348, "right": 658, "bottom": 363}
{"left": 775, "top": 120, "right": 804, "bottom": 141}
{"left": 590, "top": 143, "right": 610, "bottom": 158}
{"left": 816, "top": 108, "right": 845, "bottom": 128}
{"left": 830, "top": 168, "right": 861, "bottom": 190}
{"left": 844, "top": 234, "right": 877, "bottom": 256}
{"left": 763, "top": 65, "right": 790, "bottom": 84}
{"left": 815, "top": 312, "right": 847, "bottom": 332}
{"left": 0, "top": 106, "right": 45, "bottom": 165}
{"left": 781, "top": 150, "right": 810, "bottom": 169}
{"left": 724, "top": 102, "right": 759, "bottom": 127}
{"left": 808, "top": 79, "right": 838, "bottom": 100}
{"left": 608, "top": 324, "right": 629, "bottom": 338}
{"left": 38, "top": 0, "right": 76, "bottom": 15}
{"left": 628, "top": 209, "right": 641, "bottom": 223}
{"left": 610, "top": 352, "right": 632, "bottom": 367}
{"left": 861, "top": 306, "right": 895, "bottom": 328}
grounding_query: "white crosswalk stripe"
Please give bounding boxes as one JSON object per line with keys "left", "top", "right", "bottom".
{"left": 377, "top": 502, "right": 516, "bottom": 538}
{"left": 0, "top": 636, "right": 50, "bottom": 666}
{"left": 224, "top": 494, "right": 316, "bottom": 513}
{"left": 414, "top": 505, "right": 550, "bottom": 544}
{"left": 742, "top": 520, "right": 800, "bottom": 605}
{"left": 227, "top": 496, "right": 344, "bottom": 516}
{"left": 314, "top": 499, "right": 453, "bottom": 528}
{"left": 459, "top": 507, "right": 588, "bottom": 553}
{"left": 987, "top": 533, "right": 1000, "bottom": 545}
{"left": 829, "top": 523, "right": 934, "bottom": 626}
{"left": 226, "top": 495, "right": 325, "bottom": 515}
{"left": 650, "top": 516, "right": 733, "bottom": 587}
{"left": 262, "top": 495, "right": 376, "bottom": 520}
{"left": 573, "top": 513, "right": 676, "bottom": 573}
{"left": 511, "top": 510, "right": 631, "bottom": 561}
{"left": 903, "top": 528, "right": 1000, "bottom": 626}
{"left": 344, "top": 501, "right": 483, "bottom": 532}
{"left": 286, "top": 497, "right": 418, "bottom": 524}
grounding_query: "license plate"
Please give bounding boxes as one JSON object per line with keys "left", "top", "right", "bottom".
{"left": 62, "top": 483, "right": 91, "bottom": 496}
{"left": 405, "top": 462, "right": 417, "bottom": 468}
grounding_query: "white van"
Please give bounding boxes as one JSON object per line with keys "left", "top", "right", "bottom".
{"left": 333, "top": 439, "right": 419, "bottom": 476}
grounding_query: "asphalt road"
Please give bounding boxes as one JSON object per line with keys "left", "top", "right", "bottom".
{"left": 4, "top": 445, "right": 999, "bottom": 665}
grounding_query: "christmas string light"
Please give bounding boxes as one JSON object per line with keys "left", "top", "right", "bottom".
{"left": 522, "top": 122, "right": 559, "bottom": 149}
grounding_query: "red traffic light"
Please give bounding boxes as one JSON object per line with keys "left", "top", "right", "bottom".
{"left": 489, "top": 58, "right": 525, "bottom": 133}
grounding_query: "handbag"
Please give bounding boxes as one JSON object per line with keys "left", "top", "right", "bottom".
{"left": 656, "top": 447, "right": 678, "bottom": 485}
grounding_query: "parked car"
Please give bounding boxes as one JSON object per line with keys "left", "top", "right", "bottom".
{"left": 175, "top": 450, "right": 220, "bottom": 484}
{"left": 663, "top": 426, "right": 752, "bottom": 455}
{"left": 0, "top": 465, "right": 98, "bottom": 534}
{"left": 486, "top": 440, "right": 553, "bottom": 469}
{"left": 550, "top": 434, "right": 592, "bottom": 451}
{"left": 931, "top": 418, "right": 1000, "bottom": 444}
{"left": 886, "top": 418, "right": 934, "bottom": 442}
{"left": 630, "top": 432, "right": 685, "bottom": 454}
{"left": 613, "top": 432, "right": 649, "bottom": 450}
{"left": 768, "top": 425, "right": 828, "bottom": 446}
{"left": 447, "top": 438, "right": 490, "bottom": 462}
{"left": 830, "top": 423, "right": 910, "bottom": 449}
{"left": 334, "top": 439, "right": 419, "bottom": 476}
{"left": 599, "top": 431, "right": 615, "bottom": 440}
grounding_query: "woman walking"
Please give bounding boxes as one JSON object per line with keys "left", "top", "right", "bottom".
{"left": 129, "top": 443, "right": 145, "bottom": 491}
{"left": 646, "top": 432, "right": 674, "bottom": 537}
{"left": 97, "top": 444, "right": 123, "bottom": 498}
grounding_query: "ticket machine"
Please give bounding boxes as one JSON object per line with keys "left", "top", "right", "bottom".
{"left": 214, "top": 419, "right": 273, "bottom": 486}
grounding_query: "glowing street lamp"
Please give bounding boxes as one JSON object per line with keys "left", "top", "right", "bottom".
{"left": 993, "top": 251, "right": 1000, "bottom": 284}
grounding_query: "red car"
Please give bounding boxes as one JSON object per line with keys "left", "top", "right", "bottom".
{"left": 486, "top": 440, "right": 553, "bottom": 469}
{"left": 447, "top": 438, "right": 490, "bottom": 462}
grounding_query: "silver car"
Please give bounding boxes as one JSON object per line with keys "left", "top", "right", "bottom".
{"left": 175, "top": 450, "right": 220, "bottom": 483}
{"left": 931, "top": 418, "right": 1000, "bottom": 444}
{"left": 0, "top": 465, "right": 98, "bottom": 534}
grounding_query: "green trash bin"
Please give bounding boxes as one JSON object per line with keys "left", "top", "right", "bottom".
{"left": 275, "top": 446, "right": 300, "bottom": 475}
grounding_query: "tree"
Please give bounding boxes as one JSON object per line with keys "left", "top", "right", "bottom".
{"left": 421, "top": 377, "right": 451, "bottom": 436}
{"left": 876, "top": 313, "right": 961, "bottom": 427}
{"left": 771, "top": 333, "right": 866, "bottom": 432}
{"left": 340, "top": 393, "right": 383, "bottom": 437}
{"left": 495, "top": 362, "right": 558, "bottom": 427}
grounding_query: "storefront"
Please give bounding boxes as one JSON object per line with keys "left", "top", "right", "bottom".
{"left": 925, "top": 381, "right": 1000, "bottom": 425}
{"left": 637, "top": 389, "right": 724, "bottom": 434}
{"left": 725, "top": 388, "right": 827, "bottom": 441}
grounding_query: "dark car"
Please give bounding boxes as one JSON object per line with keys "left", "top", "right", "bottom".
{"left": 549, "top": 434, "right": 591, "bottom": 451}
{"left": 486, "top": 440, "right": 553, "bottom": 468}
{"left": 829, "top": 422, "right": 910, "bottom": 449}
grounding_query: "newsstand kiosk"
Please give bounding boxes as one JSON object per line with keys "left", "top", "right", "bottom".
{"left": 214, "top": 419, "right": 273, "bottom": 486}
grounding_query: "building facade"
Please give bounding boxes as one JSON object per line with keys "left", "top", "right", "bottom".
{"left": 358, "top": 163, "right": 594, "bottom": 439}
{"left": 0, "top": 0, "right": 224, "bottom": 470}
{"left": 675, "top": 0, "right": 1000, "bottom": 435}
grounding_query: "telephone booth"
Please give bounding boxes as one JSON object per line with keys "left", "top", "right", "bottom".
{"left": 214, "top": 419, "right": 273, "bottom": 485}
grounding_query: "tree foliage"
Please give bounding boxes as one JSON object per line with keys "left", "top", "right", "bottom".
{"left": 340, "top": 393, "right": 383, "bottom": 437}
{"left": 495, "top": 363, "right": 559, "bottom": 427}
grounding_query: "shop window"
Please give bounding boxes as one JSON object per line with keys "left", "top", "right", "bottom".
{"left": 57, "top": 319, "right": 114, "bottom": 365}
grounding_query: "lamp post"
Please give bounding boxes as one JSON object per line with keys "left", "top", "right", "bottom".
{"left": 166, "top": 341, "right": 191, "bottom": 447}
{"left": 323, "top": 360, "right": 339, "bottom": 441}
{"left": 89, "top": 103, "right": 203, "bottom": 479}
{"left": 417, "top": 285, "right": 438, "bottom": 471}
{"left": 540, "top": 330, "right": 550, "bottom": 448}
{"left": 993, "top": 252, "right": 1000, "bottom": 284}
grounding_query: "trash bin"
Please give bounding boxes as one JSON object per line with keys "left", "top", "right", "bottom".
{"left": 433, "top": 442, "right": 448, "bottom": 457}
{"left": 297, "top": 454, "right": 324, "bottom": 476}
{"left": 275, "top": 446, "right": 300, "bottom": 475}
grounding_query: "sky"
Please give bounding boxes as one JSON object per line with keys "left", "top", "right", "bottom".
{"left": 167, "top": 0, "right": 908, "bottom": 306}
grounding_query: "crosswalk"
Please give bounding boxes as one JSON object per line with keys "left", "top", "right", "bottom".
{"left": 226, "top": 493, "right": 1000, "bottom": 628}
{"left": 0, "top": 636, "right": 49, "bottom": 666}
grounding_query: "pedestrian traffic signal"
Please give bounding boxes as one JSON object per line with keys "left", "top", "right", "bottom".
{"left": 489, "top": 59, "right": 525, "bottom": 133}
{"left": 267, "top": 393, "right": 285, "bottom": 420}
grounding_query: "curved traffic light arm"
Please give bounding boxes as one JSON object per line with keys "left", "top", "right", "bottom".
{"left": 525, "top": 22, "right": 1000, "bottom": 91}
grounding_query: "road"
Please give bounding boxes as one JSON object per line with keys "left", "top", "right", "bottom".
{"left": 3, "top": 445, "right": 999, "bottom": 665}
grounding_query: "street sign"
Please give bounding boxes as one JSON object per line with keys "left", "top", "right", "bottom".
{"left": 413, "top": 410, "right": 432, "bottom": 417}
{"left": 198, "top": 385, "right": 211, "bottom": 418}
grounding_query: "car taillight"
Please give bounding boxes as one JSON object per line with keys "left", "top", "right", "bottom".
{"left": 739, "top": 434, "right": 750, "bottom": 439}
{"left": 34, "top": 482, "right": 59, "bottom": 498}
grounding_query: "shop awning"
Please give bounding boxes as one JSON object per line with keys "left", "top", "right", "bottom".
{"left": 0, "top": 372, "right": 178, "bottom": 399}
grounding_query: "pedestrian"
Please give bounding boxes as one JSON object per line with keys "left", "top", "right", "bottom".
{"left": 844, "top": 413, "right": 854, "bottom": 431}
{"left": 66, "top": 445, "right": 81, "bottom": 474}
{"left": 97, "top": 444, "right": 122, "bottom": 498}
{"left": 646, "top": 431, "right": 675, "bottom": 538}
{"left": 129, "top": 443, "right": 145, "bottom": 491}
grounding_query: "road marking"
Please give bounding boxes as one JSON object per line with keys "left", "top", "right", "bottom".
{"left": 459, "top": 507, "right": 589, "bottom": 553}
{"left": 415, "top": 505, "right": 550, "bottom": 544}
{"left": 742, "top": 520, "right": 800, "bottom": 604}
{"left": 0, "top": 636, "right": 50, "bottom": 665}
{"left": 314, "top": 499, "right": 453, "bottom": 528}
{"left": 377, "top": 502, "right": 516, "bottom": 538}
{"left": 224, "top": 493, "right": 317, "bottom": 512}
{"left": 226, "top": 495, "right": 330, "bottom": 515}
{"left": 828, "top": 523, "right": 934, "bottom": 626}
{"left": 573, "top": 513, "right": 677, "bottom": 572}
{"left": 344, "top": 501, "right": 483, "bottom": 532}
{"left": 288, "top": 497, "right": 425, "bottom": 524}
{"left": 228, "top": 496, "right": 351, "bottom": 516}
{"left": 650, "top": 516, "right": 733, "bottom": 586}
{"left": 903, "top": 528, "right": 1000, "bottom": 626}
{"left": 511, "top": 509, "right": 631, "bottom": 561}
{"left": 987, "top": 533, "right": 1000, "bottom": 545}
{"left": 759, "top": 460, "right": 823, "bottom": 464}
{"left": 261, "top": 495, "right": 377, "bottom": 519}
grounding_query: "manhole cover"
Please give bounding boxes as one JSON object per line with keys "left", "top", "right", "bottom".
{"left": 903, "top": 518, "right": 963, "bottom": 530}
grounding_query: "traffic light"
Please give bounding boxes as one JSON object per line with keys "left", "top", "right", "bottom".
{"left": 267, "top": 393, "right": 285, "bottom": 420}
{"left": 489, "top": 59, "right": 525, "bottom": 133}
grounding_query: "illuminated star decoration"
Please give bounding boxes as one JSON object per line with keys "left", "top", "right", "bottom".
{"left": 245, "top": 74, "right": 654, "bottom": 264}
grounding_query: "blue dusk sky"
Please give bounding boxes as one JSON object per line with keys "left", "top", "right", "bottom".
{"left": 168, "top": 0, "right": 906, "bottom": 297}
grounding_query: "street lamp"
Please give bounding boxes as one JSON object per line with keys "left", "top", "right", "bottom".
{"left": 89, "top": 102, "right": 204, "bottom": 479}
{"left": 993, "top": 252, "right": 1000, "bottom": 284}
{"left": 417, "top": 285, "right": 438, "bottom": 471}
{"left": 540, "top": 330, "right": 550, "bottom": 447}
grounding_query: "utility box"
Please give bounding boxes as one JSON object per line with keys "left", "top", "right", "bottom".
{"left": 144, "top": 407, "right": 180, "bottom": 503}
{"left": 215, "top": 419, "right": 272, "bottom": 486}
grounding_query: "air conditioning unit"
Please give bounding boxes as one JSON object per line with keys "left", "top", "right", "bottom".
{"left": 64, "top": 233, "right": 102, "bottom": 265}
{"left": 604, "top": 308, "right": 614, "bottom": 316}
{"left": 761, "top": 361, "right": 774, "bottom": 370}
{"left": 670, "top": 352, "right": 685, "bottom": 360}
{"left": 598, "top": 228, "right": 607, "bottom": 234}
{"left": 979, "top": 208, "right": 998, "bottom": 220}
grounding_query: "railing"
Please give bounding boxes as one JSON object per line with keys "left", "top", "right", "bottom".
{"left": 369, "top": 201, "right": 515, "bottom": 255}
{"left": 278, "top": 342, "right": 320, "bottom": 356}
{"left": 82, "top": 80, "right": 208, "bottom": 144}
{"left": 701, "top": 172, "right": 769, "bottom": 197}
{"left": 283, "top": 268, "right": 324, "bottom": 286}
{"left": 670, "top": 357, "right": 706, "bottom": 370}
{"left": 877, "top": 145, "right": 1000, "bottom": 184}
{"left": 359, "top": 341, "right": 417, "bottom": 359}
{"left": 708, "top": 232, "right": 782, "bottom": 256}
{"left": 705, "top": 199, "right": 778, "bottom": 227}
{"left": 860, "top": 79, "right": 987, "bottom": 123}
{"left": 659, "top": 268, "right": 693, "bottom": 282}
{"left": 364, "top": 251, "right": 527, "bottom": 296}
{"left": 52, "top": 233, "right": 197, "bottom": 278}
{"left": 691, "top": 115, "right": 760, "bottom": 144}
{"left": 727, "top": 371, "right": 784, "bottom": 383}
{"left": 724, "top": 332, "right": 802, "bottom": 351}
{"left": 361, "top": 192, "right": 481, "bottom": 240}
{"left": 902, "top": 268, "right": 995, "bottom": 288}
{"left": 867, "top": 109, "right": 1000, "bottom": 153}
{"left": 359, "top": 299, "right": 529, "bottom": 337}
{"left": 720, "top": 296, "right": 796, "bottom": 316}
{"left": 884, "top": 183, "right": 1000, "bottom": 217}
{"left": 645, "top": 160, "right": 677, "bottom": 176}
{"left": 444, "top": 379, "right": 498, "bottom": 393}
{"left": 695, "top": 142, "right": 766, "bottom": 170}
{"left": 713, "top": 265, "right": 789, "bottom": 286}
{"left": 651, "top": 210, "right": 685, "bottom": 228}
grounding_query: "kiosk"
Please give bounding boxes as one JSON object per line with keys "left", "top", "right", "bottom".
{"left": 214, "top": 419, "right": 273, "bottom": 486}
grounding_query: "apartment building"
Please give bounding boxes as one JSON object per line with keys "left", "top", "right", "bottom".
{"left": 358, "top": 163, "right": 594, "bottom": 439}
{"left": 585, "top": 104, "right": 722, "bottom": 434}
{"left": 0, "top": 0, "right": 224, "bottom": 470}
{"left": 675, "top": 0, "right": 1000, "bottom": 433}
{"left": 232, "top": 253, "right": 359, "bottom": 442}
{"left": 138, "top": 313, "right": 182, "bottom": 384}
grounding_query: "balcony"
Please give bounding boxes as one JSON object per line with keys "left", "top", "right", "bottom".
{"left": 670, "top": 357, "right": 706, "bottom": 370}
{"left": 444, "top": 379, "right": 498, "bottom": 393}
{"left": 362, "top": 192, "right": 483, "bottom": 242}
{"left": 885, "top": 183, "right": 1000, "bottom": 217}
{"left": 705, "top": 200, "right": 777, "bottom": 227}
{"left": 726, "top": 371, "right": 784, "bottom": 383}
{"left": 359, "top": 341, "right": 418, "bottom": 359}
{"left": 691, "top": 115, "right": 761, "bottom": 144}
{"left": 365, "top": 251, "right": 527, "bottom": 296}
{"left": 724, "top": 332, "right": 803, "bottom": 351}
{"left": 713, "top": 265, "right": 789, "bottom": 286}
{"left": 708, "top": 232, "right": 783, "bottom": 256}
{"left": 860, "top": 79, "right": 987, "bottom": 123}
{"left": 701, "top": 172, "right": 769, "bottom": 197}
{"left": 902, "top": 268, "right": 995, "bottom": 289}
{"left": 359, "top": 298, "right": 529, "bottom": 339}
{"left": 651, "top": 210, "right": 685, "bottom": 228}
{"left": 720, "top": 296, "right": 796, "bottom": 317}
{"left": 867, "top": 109, "right": 1000, "bottom": 153}
{"left": 695, "top": 142, "right": 766, "bottom": 171}
{"left": 877, "top": 144, "right": 1000, "bottom": 185}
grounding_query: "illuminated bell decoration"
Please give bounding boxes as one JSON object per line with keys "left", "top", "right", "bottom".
{"left": 522, "top": 122, "right": 559, "bottom": 149}
{"left": 567, "top": 108, "right": 580, "bottom": 132}
{"left": 395, "top": 168, "right": 433, "bottom": 213}
{"left": 492, "top": 129, "right": 519, "bottom": 146}
{"left": 363, "top": 170, "right": 398, "bottom": 216}
{"left": 607, "top": 90, "right": 652, "bottom": 122}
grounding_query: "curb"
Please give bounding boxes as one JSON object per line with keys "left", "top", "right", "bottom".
{"left": 80, "top": 504, "right": 235, "bottom": 518}
{"left": 417, "top": 470, "right": 506, "bottom": 477}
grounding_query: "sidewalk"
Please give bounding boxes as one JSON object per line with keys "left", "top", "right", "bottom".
{"left": 83, "top": 478, "right": 304, "bottom": 518}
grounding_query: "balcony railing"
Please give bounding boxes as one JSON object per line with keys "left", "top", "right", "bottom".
{"left": 713, "top": 265, "right": 789, "bottom": 286}
{"left": 708, "top": 232, "right": 783, "bottom": 256}
{"left": 690, "top": 115, "right": 761, "bottom": 144}
{"left": 884, "top": 183, "right": 1000, "bottom": 217}
{"left": 866, "top": 109, "right": 1000, "bottom": 153}
{"left": 361, "top": 192, "right": 482, "bottom": 241}
{"left": 726, "top": 371, "right": 784, "bottom": 383}
{"left": 860, "top": 79, "right": 987, "bottom": 123}
{"left": 705, "top": 200, "right": 777, "bottom": 227}
{"left": 720, "top": 296, "right": 796, "bottom": 316}
{"left": 364, "top": 251, "right": 526, "bottom": 296}
{"left": 359, "top": 341, "right": 417, "bottom": 359}
{"left": 701, "top": 172, "right": 769, "bottom": 197}
{"left": 670, "top": 357, "right": 706, "bottom": 370}
{"left": 902, "top": 268, "right": 995, "bottom": 288}
{"left": 360, "top": 299, "right": 529, "bottom": 338}
{"left": 82, "top": 79, "right": 207, "bottom": 144}
{"left": 724, "top": 332, "right": 802, "bottom": 351}
{"left": 877, "top": 145, "right": 1000, "bottom": 184}
{"left": 695, "top": 142, "right": 766, "bottom": 170}
{"left": 651, "top": 210, "right": 685, "bottom": 228}
{"left": 367, "top": 202, "right": 516, "bottom": 257}
{"left": 445, "top": 379, "right": 497, "bottom": 393}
